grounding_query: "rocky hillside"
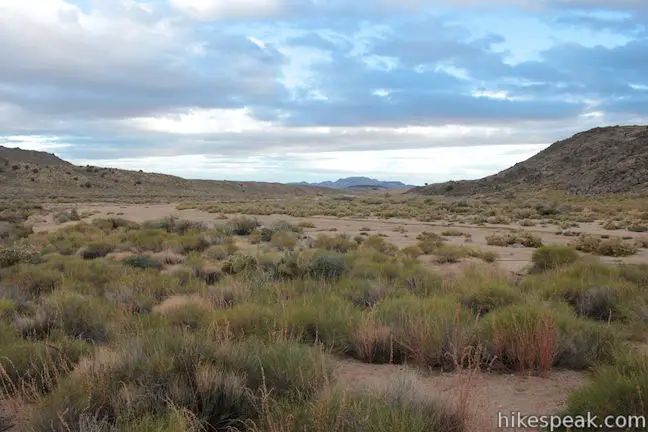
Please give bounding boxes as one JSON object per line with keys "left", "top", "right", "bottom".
{"left": 0, "top": 147, "right": 333, "bottom": 201}
{"left": 411, "top": 125, "right": 648, "bottom": 196}
{"left": 0, "top": 146, "right": 73, "bottom": 167}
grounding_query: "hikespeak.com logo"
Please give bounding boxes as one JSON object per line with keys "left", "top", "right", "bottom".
{"left": 497, "top": 411, "right": 647, "bottom": 430}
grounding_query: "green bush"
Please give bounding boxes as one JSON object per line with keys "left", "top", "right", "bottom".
{"left": 122, "top": 255, "right": 163, "bottom": 270}
{"left": 559, "top": 353, "right": 648, "bottom": 431}
{"left": 222, "top": 254, "right": 258, "bottom": 275}
{"left": 309, "top": 254, "right": 349, "bottom": 281}
{"left": 376, "top": 296, "right": 474, "bottom": 369}
{"left": 29, "top": 291, "right": 116, "bottom": 342}
{"left": 78, "top": 243, "right": 115, "bottom": 260}
{"left": 0, "top": 337, "right": 90, "bottom": 396}
{"left": 0, "top": 242, "right": 39, "bottom": 268}
{"left": 227, "top": 217, "right": 260, "bottom": 236}
{"left": 531, "top": 245, "right": 579, "bottom": 271}
{"left": 30, "top": 330, "right": 330, "bottom": 431}
{"left": 283, "top": 295, "right": 357, "bottom": 353}
{"left": 0, "top": 264, "right": 62, "bottom": 301}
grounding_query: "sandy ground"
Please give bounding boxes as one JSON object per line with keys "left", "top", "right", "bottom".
{"left": 32, "top": 202, "right": 648, "bottom": 274}
{"left": 334, "top": 359, "right": 586, "bottom": 431}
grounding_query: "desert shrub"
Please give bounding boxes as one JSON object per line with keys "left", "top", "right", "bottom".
{"left": 0, "top": 336, "right": 90, "bottom": 396}
{"left": 211, "top": 303, "right": 279, "bottom": 339}
{"left": 271, "top": 231, "right": 299, "bottom": 251}
{"left": 480, "top": 302, "right": 558, "bottom": 375}
{"left": 30, "top": 331, "right": 330, "bottom": 431}
{"left": 222, "top": 254, "right": 258, "bottom": 275}
{"left": 559, "top": 353, "right": 648, "bottom": 430}
{"left": 283, "top": 295, "right": 357, "bottom": 353}
{"left": 572, "top": 235, "right": 638, "bottom": 257}
{"left": 165, "top": 233, "right": 210, "bottom": 254}
{"left": 628, "top": 223, "right": 648, "bottom": 232}
{"left": 441, "top": 229, "right": 465, "bottom": 237}
{"left": 0, "top": 242, "right": 40, "bottom": 268}
{"left": 269, "top": 220, "right": 302, "bottom": 234}
{"left": 154, "top": 297, "right": 212, "bottom": 331}
{"left": 92, "top": 218, "right": 140, "bottom": 231}
{"left": 275, "top": 251, "right": 309, "bottom": 279}
{"left": 313, "top": 234, "right": 356, "bottom": 253}
{"left": 531, "top": 245, "right": 579, "bottom": 271}
{"left": 376, "top": 295, "right": 475, "bottom": 369}
{"left": 227, "top": 217, "right": 260, "bottom": 236}
{"left": 129, "top": 229, "right": 169, "bottom": 253}
{"left": 459, "top": 282, "right": 521, "bottom": 316}
{"left": 400, "top": 245, "right": 423, "bottom": 259}
{"left": 259, "top": 227, "right": 274, "bottom": 242}
{"left": 298, "top": 221, "right": 316, "bottom": 229}
{"left": 21, "top": 291, "right": 116, "bottom": 342}
{"left": 152, "top": 249, "right": 186, "bottom": 265}
{"left": 416, "top": 232, "right": 445, "bottom": 254}
{"left": 122, "top": 255, "right": 163, "bottom": 270}
{"left": 78, "top": 243, "right": 115, "bottom": 260}
{"left": 554, "top": 312, "right": 618, "bottom": 370}
{"left": 485, "top": 233, "right": 509, "bottom": 247}
{"left": 481, "top": 302, "right": 617, "bottom": 374}
{"left": 203, "top": 243, "right": 238, "bottom": 261}
{"left": 394, "top": 266, "right": 443, "bottom": 297}
{"left": 54, "top": 209, "right": 81, "bottom": 224}
{"left": 0, "top": 264, "right": 62, "bottom": 301}
{"left": 141, "top": 217, "right": 206, "bottom": 235}
{"left": 485, "top": 231, "right": 542, "bottom": 248}
{"left": 309, "top": 254, "right": 349, "bottom": 281}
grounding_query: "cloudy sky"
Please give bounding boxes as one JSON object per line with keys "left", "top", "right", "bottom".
{"left": 1, "top": 0, "right": 646, "bottom": 185}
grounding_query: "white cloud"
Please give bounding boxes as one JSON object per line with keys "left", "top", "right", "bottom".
{"left": 169, "top": 0, "right": 284, "bottom": 20}
{"left": 127, "top": 108, "right": 273, "bottom": 134}
{"left": 1, "top": 135, "right": 73, "bottom": 151}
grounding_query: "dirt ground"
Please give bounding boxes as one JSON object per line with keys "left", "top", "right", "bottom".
{"left": 334, "top": 359, "right": 586, "bottom": 431}
{"left": 32, "top": 202, "right": 648, "bottom": 274}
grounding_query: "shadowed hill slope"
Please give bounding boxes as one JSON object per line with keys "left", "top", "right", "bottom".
{"left": 411, "top": 125, "right": 648, "bottom": 196}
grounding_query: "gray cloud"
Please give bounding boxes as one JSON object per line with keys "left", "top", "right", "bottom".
{"left": 0, "top": 0, "right": 646, "bottom": 173}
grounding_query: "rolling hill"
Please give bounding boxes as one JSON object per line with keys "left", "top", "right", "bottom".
{"left": 411, "top": 125, "right": 648, "bottom": 196}
{"left": 0, "top": 147, "right": 334, "bottom": 201}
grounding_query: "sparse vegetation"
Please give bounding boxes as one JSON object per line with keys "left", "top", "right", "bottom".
{"left": 4, "top": 179, "right": 648, "bottom": 429}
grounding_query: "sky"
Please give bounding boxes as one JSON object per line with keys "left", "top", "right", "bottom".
{"left": 0, "top": 0, "right": 647, "bottom": 185}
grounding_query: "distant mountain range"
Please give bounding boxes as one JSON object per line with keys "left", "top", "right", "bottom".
{"left": 293, "top": 177, "right": 415, "bottom": 190}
